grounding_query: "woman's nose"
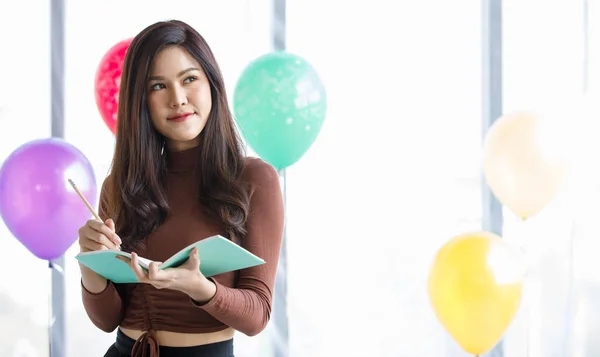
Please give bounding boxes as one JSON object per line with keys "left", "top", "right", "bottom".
{"left": 169, "top": 87, "right": 188, "bottom": 108}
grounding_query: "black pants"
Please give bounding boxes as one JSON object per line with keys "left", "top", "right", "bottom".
{"left": 103, "top": 329, "right": 235, "bottom": 357}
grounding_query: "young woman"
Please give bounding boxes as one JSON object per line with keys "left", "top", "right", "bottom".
{"left": 77, "top": 19, "right": 284, "bottom": 357}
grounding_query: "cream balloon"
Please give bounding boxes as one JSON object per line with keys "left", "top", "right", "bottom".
{"left": 483, "top": 111, "right": 571, "bottom": 219}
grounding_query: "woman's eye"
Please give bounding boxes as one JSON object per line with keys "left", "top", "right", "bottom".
{"left": 150, "top": 83, "right": 165, "bottom": 91}
{"left": 184, "top": 76, "right": 198, "bottom": 84}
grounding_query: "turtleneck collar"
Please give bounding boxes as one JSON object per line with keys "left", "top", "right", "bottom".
{"left": 165, "top": 145, "right": 201, "bottom": 172}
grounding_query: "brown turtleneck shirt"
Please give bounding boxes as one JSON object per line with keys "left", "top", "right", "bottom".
{"left": 81, "top": 147, "right": 284, "bottom": 347}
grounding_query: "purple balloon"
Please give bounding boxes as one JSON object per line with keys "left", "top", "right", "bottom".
{"left": 0, "top": 138, "right": 97, "bottom": 260}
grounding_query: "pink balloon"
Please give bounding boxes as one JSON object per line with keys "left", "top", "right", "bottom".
{"left": 0, "top": 138, "right": 97, "bottom": 260}
{"left": 94, "top": 38, "right": 132, "bottom": 135}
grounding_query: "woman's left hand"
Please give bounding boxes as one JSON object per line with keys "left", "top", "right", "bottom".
{"left": 117, "top": 247, "right": 217, "bottom": 303}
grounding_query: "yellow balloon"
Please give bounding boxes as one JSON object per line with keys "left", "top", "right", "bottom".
{"left": 482, "top": 111, "right": 570, "bottom": 219}
{"left": 428, "top": 231, "right": 524, "bottom": 356}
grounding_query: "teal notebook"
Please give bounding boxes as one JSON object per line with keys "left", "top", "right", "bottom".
{"left": 75, "top": 235, "right": 265, "bottom": 284}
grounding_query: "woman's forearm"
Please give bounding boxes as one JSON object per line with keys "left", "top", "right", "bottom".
{"left": 80, "top": 263, "right": 109, "bottom": 293}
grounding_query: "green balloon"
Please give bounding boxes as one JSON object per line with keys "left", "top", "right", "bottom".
{"left": 233, "top": 52, "right": 327, "bottom": 170}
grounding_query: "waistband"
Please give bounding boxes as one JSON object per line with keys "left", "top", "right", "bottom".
{"left": 116, "top": 328, "right": 234, "bottom": 357}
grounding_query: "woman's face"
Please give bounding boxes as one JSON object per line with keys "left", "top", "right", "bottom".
{"left": 147, "top": 45, "right": 212, "bottom": 152}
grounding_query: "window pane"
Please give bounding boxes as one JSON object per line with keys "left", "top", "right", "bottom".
{"left": 286, "top": 1, "right": 482, "bottom": 355}
{"left": 0, "top": 1, "right": 52, "bottom": 356}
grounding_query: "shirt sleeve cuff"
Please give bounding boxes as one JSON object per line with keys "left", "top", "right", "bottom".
{"left": 81, "top": 279, "right": 117, "bottom": 300}
{"left": 189, "top": 277, "right": 226, "bottom": 312}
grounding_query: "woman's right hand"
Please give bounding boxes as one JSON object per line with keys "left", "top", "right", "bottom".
{"left": 78, "top": 218, "right": 122, "bottom": 293}
{"left": 78, "top": 218, "right": 122, "bottom": 252}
